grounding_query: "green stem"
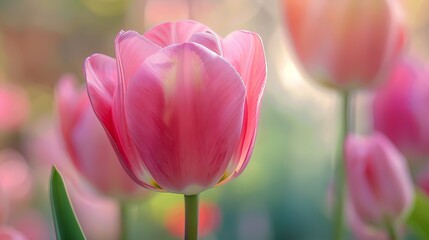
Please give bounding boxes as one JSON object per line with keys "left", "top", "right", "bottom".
{"left": 184, "top": 194, "right": 199, "bottom": 240}
{"left": 385, "top": 218, "right": 398, "bottom": 240}
{"left": 333, "top": 92, "right": 351, "bottom": 240}
{"left": 120, "top": 201, "right": 128, "bottom": 240}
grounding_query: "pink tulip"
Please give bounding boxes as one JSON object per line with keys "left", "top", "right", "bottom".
{"left": 346, "top": 133, "right": 413, "bottom": 226}
{"left": 56, "top": 74, "right": 145, "bottom": 199}
{"left": 280, "top": 0, "right": 405, "bottom": 90}
{"left": 0, "top": 150, "right": 33, "bottom": 207}
{"left": 373, "top": 57, "right": 429, "bottom": 161}
{"left": 0, "top": 84, "right": 29, "bottom": 131}
{"left": 0, "top": 226, "right": 28, "bottom": 240}
{"left": 84, "top": 20, "right": 266, "bottom": 194}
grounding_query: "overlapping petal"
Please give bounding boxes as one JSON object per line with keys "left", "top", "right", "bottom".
{"left": 144, "top": 20, "right": 211, "bottom": 47}
{"left": 221, "top": 31, "right": 266, "bottom": 180}
{"left": 125, "top": 43, "right": 245, "bottom": 194}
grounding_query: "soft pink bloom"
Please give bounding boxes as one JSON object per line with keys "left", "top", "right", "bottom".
{"left": 373, "top": 57, "right": 429, "bottom": 161}
{"left": 0, "top": 150, "right": 33, "bottom": 207}
{"left": 56, "top": 74, "right": 145, "bottom": 199}
{"left": 0, "top": 226, "right": 28, "bottom": 240}
{"left": 84, "top": 20, "right": 266, "bottom": 194}
{"left": 0, "top": 84, "right": 29, "bottom": 131}
{"left": 165, "top": 202, "right": 221, "bottom": 238}
{"left": 346, "top": 133, "right": 413, "bottom": 226}
{"left": 280, "top": 0, "right": 405, "bottom": 90}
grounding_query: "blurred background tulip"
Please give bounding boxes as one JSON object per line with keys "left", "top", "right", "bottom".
{"left": 346, "top": 133, "right": 413, "bottom": 238}
{"left": 280, "top": 0, "right": 405, "bottom": 90}
{"left": 373, "top": 57, "right": 429, "bottom": 164}
{"left": 56, "top": 74, "right": 147, "bottom": 200}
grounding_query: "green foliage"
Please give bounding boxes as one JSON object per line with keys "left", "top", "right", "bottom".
{"left": 407, "top": 189, "right": 429, "bottom": 240}
{"left": 50, "top": 166, "right": 86, "bottom": 240}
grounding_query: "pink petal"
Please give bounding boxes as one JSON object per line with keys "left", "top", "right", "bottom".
{"left": 189, "top": 31, "right": 223, "bottom": 56}
{"left": 221, "top": 31, "right": 267, "bottom": 180}
{"left": 113, "top": 31, "right": 162, "bottom": 189}
{"left": 144, "top": 20, "right": 211, "bottom": 47}
{"left": 125, "top": 43, "right": 245, "bottom": 194}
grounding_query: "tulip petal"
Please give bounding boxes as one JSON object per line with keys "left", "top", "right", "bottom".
{"left": 221, "top": 31, "right": 267, "bottom": 180}
{"left": 85, "top": 53, "right": 158, "bottom": 190}
{"left": 125, "top": 43, "right": 245, "bottom": 194}
{"left": 189, "top": 31, "right": 223, "bottom": 56}
{"left": 113, "top": 31, "right": 163, "bottom": 189}
{"left": 144, "top": 20, "right": 211, "bottom": 47}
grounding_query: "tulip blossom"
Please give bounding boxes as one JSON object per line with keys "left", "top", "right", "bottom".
{"left": 84, "top": 20, "right": 266, "bottom": 195}
{"left": 346, "top": 133, "right": 413, "bottom": 227}
{"left": 0, "top": 226, "right": 28, "bottom": 240}
{"left": 280, "top": 0, "right": 405, "bottom": 90}
{"left": 373, "top": 57, "right": 429, "bottom": 161}
{"left": 165, "top": 202, "right": 221, "bottom": 238}
{"left": 56, "top": 74, "right": 145, "bottom": 199}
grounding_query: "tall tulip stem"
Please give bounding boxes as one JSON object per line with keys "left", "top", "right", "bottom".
{"left": 120, "top": 201, "right": 129, "bottom": 240}
{"left": 384, "top": 218, "right": 398, "bottom": 240}
{"left": 185, "top": 194, "right": 199, "bottom": 240}
{"left": 333, "top": 92, "right": 351, "bottom": 240}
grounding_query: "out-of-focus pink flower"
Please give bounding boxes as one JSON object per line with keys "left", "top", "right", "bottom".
{"left": 346, "top": 199, "right": 387, "bottom": 240}
{"left": 11, "top": 211, "right": 51, "bottom": 240}
{"left": 280, "top": 0, "right": 405, "bottom": 90}
{"left": 373, "top": 57, "right": 429, "bottom": 161}
{"left": 165, "top": 202, "right": 221, "bottom": 238}
{"left": 56, "top": 74, "right": 146, "bottom": 199}
{"left": 346, "top": 133, "right": 413, "bottom": 226}
{"left": 0, "top": 150, "right": 33, "bottom": 207}
{"left": 0, "top": 84, "right": 29, "bottom": 131}
{"left": 84, "top": 20, "right": 266, "bottom": 194}
{"left": 0, "top": 226, "right": 28, "bottom": 240}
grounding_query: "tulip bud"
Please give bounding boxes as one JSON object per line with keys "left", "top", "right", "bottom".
{"left": 373, "top": 57, "right": 429, "bottom": 162}
{"left": 280, "top": 0, "right": 405, "bottom": 90}
{"left": 346, "top": 133, "right": 413, "bottom": 226}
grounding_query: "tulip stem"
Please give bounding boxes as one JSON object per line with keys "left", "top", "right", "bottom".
{"left": 184, "top": 194, "right": 199, "bottom": 240}
{"left": 333, "top": 92, "right": 351, "bottom": 240}
{"left": 384, "top": 218, "right": 398, "bottom": 240}
{"left": 120, "top": 201, "right": 129, "bottom": 240}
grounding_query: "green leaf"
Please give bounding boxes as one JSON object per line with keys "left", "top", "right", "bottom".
{"left": 407, "top": 189, "right": 429, "bottom": 240}
{"left": 50, "top": 166, "right": 86, "bottom": 240}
